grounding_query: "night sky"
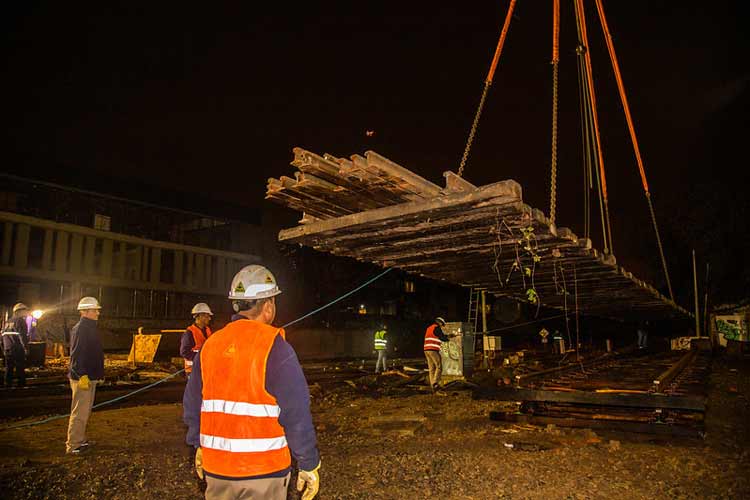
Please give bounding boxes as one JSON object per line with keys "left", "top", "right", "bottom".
{"left": 3, "top": 1, "right": 749, "bottom": 304}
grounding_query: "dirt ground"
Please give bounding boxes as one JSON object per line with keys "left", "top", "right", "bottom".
{"left": 0, "top": 354, "right": 748, "bottom": 499}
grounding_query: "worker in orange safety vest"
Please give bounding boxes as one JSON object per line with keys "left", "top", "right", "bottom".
{"left": 183, "top": 265, "right": 320, "bottom": 500}
{"left": 180, "top": 303, "right": 213, "bottom": 377}
{"left": 423, "top": 317, "right": 456, "bottom": 392}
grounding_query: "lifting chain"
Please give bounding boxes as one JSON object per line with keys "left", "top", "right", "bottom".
{"left": 549, "top": 60, "right": 560, "bottom": 225}
{"left": 457, "top": 81, "right": 491, "bottom": 178}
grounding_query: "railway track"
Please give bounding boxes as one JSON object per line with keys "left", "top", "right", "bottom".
{"left": 476, "top": 347, "right": 711, "bottom": 437}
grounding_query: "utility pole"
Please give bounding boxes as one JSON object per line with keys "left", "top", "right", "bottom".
{"left": 481, "top": 290, "right": 487, "bottom": 334}
{"left": 692, "top": 249, "right": 700, "bottom": 337}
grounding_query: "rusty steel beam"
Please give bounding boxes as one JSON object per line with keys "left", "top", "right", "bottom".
{"left": 652, "top": 349, "right": 699, "bottom": 393}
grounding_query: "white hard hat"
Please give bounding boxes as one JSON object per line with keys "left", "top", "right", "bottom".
{"left": 435, "top": 317, "right": 446, "bottom": 326}
{"left": 12, "top": 302, "right": 28, "bottom": 314}
{"left": 191, "top": 303, "right": 213, "bottom": 316}
{"left": 228, "top": 265, "right": 282, "bottom": 301}
{"left": 77, "top": 297, "right": 102, "bottom": 311}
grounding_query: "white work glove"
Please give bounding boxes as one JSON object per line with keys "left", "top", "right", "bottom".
{"left": 297, "top": 461, "right": 321, "bottom": 500}
{"left": 194, "top": 447, "right": 204, "bottom": 480}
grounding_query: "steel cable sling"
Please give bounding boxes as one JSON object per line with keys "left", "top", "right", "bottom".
{"left": 574, "top": 0, "right": 614, "bottom": 255}
{"left": 593, "top": 0, "right": 675, "bottom": 302}
{"left": 457, "top": 0, "right": 517, "bottom": 178}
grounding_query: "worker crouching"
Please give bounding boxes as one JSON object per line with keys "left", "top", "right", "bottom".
{"left": 183, "top": 264, "right": 321, "bottom": 500}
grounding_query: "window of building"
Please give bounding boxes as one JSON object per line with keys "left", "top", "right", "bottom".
{"left": 94, "top": 214, "right": 111, "bottom": 231}
{"left": 404, "top": 280, "right": 415, "bottom": 293}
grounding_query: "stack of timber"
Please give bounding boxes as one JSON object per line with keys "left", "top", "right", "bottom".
{"left": 267, "top": 148, "right": 689, "bottom": 319}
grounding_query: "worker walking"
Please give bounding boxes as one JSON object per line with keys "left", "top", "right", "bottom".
{"left": 374, "top": 324, "right": 388, "bottom": 373}
{"left": 2, "top": 303, "right": 30, "bottom": 387}
{"left": 423, "top": 317, "right": 454, "bottom": 392}
{"left": 183, "top": 265, "right": 321, "bottom": 500}
{"left": 180, "top": 303, "right": 213, "bottom": 378}
{"left": 66, "top": 297, "right": 104, "bottom": 455}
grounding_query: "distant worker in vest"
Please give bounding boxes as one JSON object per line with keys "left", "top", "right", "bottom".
{"left": 66, "top": 297, "right": 104, "bottom": 455}
{"left": 374, "top": 324, "right": 388, "bottom": 373}
{"left": 2, "top": 302, "right": 30, "bottom": 388}
{"left": 180, "top": 303, "right": 213, "bottom": 378}
{"left": 423, "top": 317, "right": 456, "bottom": 392}
{"left": 183, "top": 264, "right": 321, "bottom": 500}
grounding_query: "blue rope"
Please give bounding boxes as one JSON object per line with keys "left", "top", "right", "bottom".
{"left": 282, "top": 267, "right": 393, "bottom": 329}
{"left": 2, "top": 266, "right": 393, "bottom": 431}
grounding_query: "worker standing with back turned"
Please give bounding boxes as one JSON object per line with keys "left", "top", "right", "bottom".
{"left": 183, "top": 264, "right": 320, "bottom": 500}
{"left": 66, "top": 297, "right": 104, "bottom": 455}
{"left": 2, "top": 303, "right": 30, "bottom": 388}
{"left": 180, "top": 303, "right": 213, "bottom": 379}
{"left": 423, "top": 317, "right": 455, "bottom": 392}
{"left": 373, "top": 323, "right": 388, "bottom": 373}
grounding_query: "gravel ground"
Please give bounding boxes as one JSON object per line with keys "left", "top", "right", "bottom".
{"left": 0, "top": 355, "right": 747, "bottom": 499}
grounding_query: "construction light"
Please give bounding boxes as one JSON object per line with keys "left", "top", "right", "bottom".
{"left": 32, "top": 309, "right": 44, "bottom": 319}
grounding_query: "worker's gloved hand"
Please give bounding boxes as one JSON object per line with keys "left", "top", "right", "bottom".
{"left": 194, "top": 447, "right": 204, "bottom": 480}
{"left": 78, "top": 375, "right": 90, "bottom": 390}
{"left": 297, "top": 461, "right": 321, "bottom": 500}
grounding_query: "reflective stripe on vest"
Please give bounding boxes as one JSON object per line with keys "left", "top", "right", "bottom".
{"left": 202, "top": 399, "right": 281, "bottom": 418}
{"left": 200, "top": 434, "right": 288, "bottom": 453}
{"left": 424, "top": 324, "right": 442, "bottom": 351}
{"left": 200, "top": 320, "right": 290, "bottom": 478}
{"left": 374, "top": 330, "right": 387, "bottom": 350}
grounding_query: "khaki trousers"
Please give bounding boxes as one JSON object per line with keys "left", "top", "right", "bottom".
{"left": 66, "top": 379, "right": 97, "bottom": 452}
{"left": 205, "top": 472, "right": 290, "bottom": 500}
{"left": 425, "top": 350, "right": 442, "bottom": 388}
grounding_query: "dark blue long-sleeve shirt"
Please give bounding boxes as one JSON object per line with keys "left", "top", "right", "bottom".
{"left": 13, "top": 316, "right": 29, "bottom": 348}
{"left": 183, "top": 332, "right": 320, "bottom": 478}
{"left": 69, "top": 317, "right": 105, "bottom": 380}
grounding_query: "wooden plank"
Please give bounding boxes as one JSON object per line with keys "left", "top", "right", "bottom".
{"left": 474, "top": 387, "right": 706, "bottom": 411}
{"left": 489, "top": 412, "right": 703, "bottom": 437}
{"left": 279, "top": 180, "right": 522, "bottom": 242}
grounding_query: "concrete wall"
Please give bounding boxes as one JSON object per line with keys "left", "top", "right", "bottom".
{"left": 285, "top": 327, "right": 374, "bottom": 360}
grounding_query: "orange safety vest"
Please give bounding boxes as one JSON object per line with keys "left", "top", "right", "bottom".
{"left": 199, "top": 320, "right": 290, "bottom": 478}
{"left": 424, "top": 324, "right": 443, "bottom": 351}
{"left": 184, "top": 325, "right": 213, "bottom": 374}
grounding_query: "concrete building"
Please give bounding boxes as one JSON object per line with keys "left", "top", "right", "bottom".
{"left": 0, "top": 175, "right": 262, "bottom": 351}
